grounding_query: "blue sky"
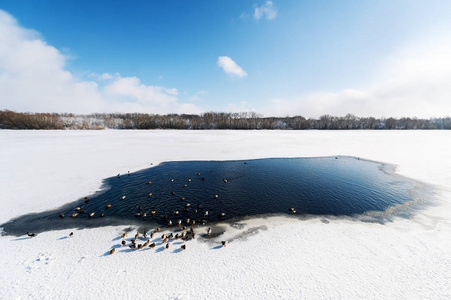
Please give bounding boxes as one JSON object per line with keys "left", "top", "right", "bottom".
{"left": 1, "top": 0, "right": 451, "bottom": 117}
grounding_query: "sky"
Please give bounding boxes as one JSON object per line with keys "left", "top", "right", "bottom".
{"left": 0, "top": 0, "right": 451, "bottom": 118}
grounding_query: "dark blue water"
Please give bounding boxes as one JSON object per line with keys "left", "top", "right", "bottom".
{"left": 1, "top": 157, "right": 427, "bottom": 235}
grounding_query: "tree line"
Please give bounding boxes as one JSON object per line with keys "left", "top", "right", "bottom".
{"left": 1, "top": 110, "right": 450, "bottom": 130}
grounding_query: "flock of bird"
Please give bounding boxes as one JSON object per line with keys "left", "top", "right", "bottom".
{"left": 26, "top": 163, "right": 297, "bottom": 254}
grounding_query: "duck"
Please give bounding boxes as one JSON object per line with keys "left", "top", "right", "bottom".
{"left": 72, "top": 213, "right": 78, "bottom": 218}
{"left": 288, "top": 208, "right": 296, "bottom": 214}
{"left": 201, "top": 177, "right": 205, "bottom": 181}
{"left": 221, "top": 241, "right": 228, "bottom": 247}
{"left": 207, "top": 228, "right": 212, "bottom": 236}
{"left": 193, "top": 209, "right": 198, "bottom": 214}
{"left": 84, "top": 197, "right": 90, "bottom": 203}
{"left": 105, "top": 204, "right": 112, "bottom": 209}
{"left": 171, "top": 192, "right": 175, "bottom": 195}
{"left": 137, "top": 206, "right": 142, "bottom": 210}
{"left": 219, "top": 212, "right": 225, "bottom": 217}
{"left": 27, "top": 232, "right": 37, "bottom": 237}
{"left": 79, "top": 210, "right": 86, "bottom": 214}
{"left": 142, "top": 213, "right": 147, "bottom": 217}
{"left": 181, "top": 245, "right": 186, "bottom": 251}
{"left": 180, "top": 197, "right": 185, "bottom": 201}
{"left": 135, "top": 213, "right": 142, "bottom": 217}
{"left": 100, "top": 213, "right": 104, "bottom": 217}
{"left": 59, "top": 214, "right": 64, "bottom": 218}
{"left": 170, "top": 179, "right": 174, "bottom": 182}
{"left": 163, "top": 237, "right": 169, "bottom": 243}
{"left": 214, "top": 195, "right": 218, "bottom": 199}
{"left": 147, "top": 181, "right": 152, "bottom": 184}
{"left": 223, "top": 179, "right": 228, "bottom": 183}
{"left": 185, "top": 203, "right": 191, "bottom": 208}
{"left": 151, "top": 210, "right": 156, "bottom": 215}
{"left": 149, "top": 242, "right": 156, "bottom": 248}
{"left": 89, "top": 212, "right": 95, "bottom": 218}
{"left": 120, "top": 196, "right": 126, "bottom": 200}
{"left": 174, "top": 211, "right": 179, "bottom": 215}
{"left": 188, "top": 179, "right": 191, "bottom": 182}
{"left": 147, "top": 193, "right": 152, "bottom": 197}
{"left": 121, "top": 240, "right": 126, "bottom": 247}
{"left": 110, "top": 248, "right": 116, "bottom": 255}
{"left": 183, "top": 207, "right": 189, "bottom": 212}
{"left": 183, "top": 184, "right": 187, "bottom": 188}
{"left": 74, "top": 207, "right": 82, "bottom": 211}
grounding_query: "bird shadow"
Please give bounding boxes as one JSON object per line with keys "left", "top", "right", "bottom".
{"left": 57, "top": 236, "right": 68, "bottom": 240}
{"left": 11, "top": 237, "right": 29, "bottom": 241}
{"left": 112, "top": 236, "right": 121, "bottom": 241}
{"left": 210, "top": 245, "right": 223, "bottom": 250}
{"left": 101, "top": 250, "right": 112, "bottom": 257}
{"left": 172, "top": 248, "right": 182, "bottom": 254}
{"left": 173, "top": 241, "right": 183, "bottom": 245}
{"left": 155, "top": 246, "right": 165, "bottom": 253}
{"left": 119, "top": 248, "right": 135, "bottom": 253}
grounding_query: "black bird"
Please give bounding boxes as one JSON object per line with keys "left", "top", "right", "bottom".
{"left": 181, "top": 245, "right": 186, "bottom": 251}
{"left": 27, "top": 232, "right": 37, "bottom": 237}
{"left": 69, "top": 232, "right": 73, "bottom": 237}
{"left": 117, "top": 174, "right": 120, "bottom": 178}
{"left": 221, "top": 241, "right": 228, "bottom": 247}
{"left": 165, "top": 243, "right": 169, "bottom": 250}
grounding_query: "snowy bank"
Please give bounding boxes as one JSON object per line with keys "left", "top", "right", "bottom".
{"left": 0, "top": 130, "right": 450, "bottom": 299}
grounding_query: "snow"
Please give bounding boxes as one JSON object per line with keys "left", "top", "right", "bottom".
{"left": 0, "top": 130, "right": 450, "bottom": 299}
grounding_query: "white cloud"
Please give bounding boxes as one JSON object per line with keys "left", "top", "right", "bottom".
{"left": 217, "top": 56, "right": 247, "bottom": 77}
{"left": 263, "top": 33, "right": 451, "bottom": 118}
{"left": 254, "top": 1, "right": 277, "bottom": 20}
{"left": 0, "top": 10, "right": 202, "bottom": 115}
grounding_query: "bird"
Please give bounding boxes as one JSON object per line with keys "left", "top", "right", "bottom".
{"left": 221, "top": 241, "right": 228, "bottom": 247}
{"left": 100, "top": 213, "right": 104, "bottom": 217}
{"left": 192, "top": 233, "right": 196, "bottom": 239}
{"left": 288, "top": 208, "right": 296, "bottom": 214}
{"left": 214, "top": 195, "right": 218, "bottom": 199}
{"left": 177, "top": 220, "right": 182, "bottom": 226}
{"left": 168, "top": 220, "right": 173, "bottom": 226}
{"left": 129, "top": 243, "right": 136, "bottom": 250}
{"left": 59, "top": 214, "right": 64, "bottom": 218}
{"left": 121, "top": 240, "right": 126, "bottom": 247}
{"left": 185, "top": 203, "right": 191, "bottom": 208}
{"left": 72, "top": 213, "right": 78, "bottom": 218}
{"left": 197, "top": 173, "right": 201, "bottom": 176}
{"left": 74, "top": 207, "right": 82, "bottom": 211}
{"left": 180, "top": 197, "right": 185, "bottom": 201}
{"left": 182, "top": 226, "right": 187, "bottom": 231}
{"left": 27, "top": 232, "right": 37, "bottom": 237}
{"left": 175, "top": 233, "right": 179, "bottom": 240}
{"left": 105, "top": 204, "right": 112, "bottom": 209}
{"left": 143, "top": 231, "right": 148, "bottom": 238}
{"left": 117, "top": 174, "right": 120, "bottom": 178}
{"left": 79, "top": 210, "right": 86, "bottom": 214}
{"left": 135, "top": 232, "right": 139, "bottom": 240}
{"left": 219, "top": 212, "right": 225, "bottom": 217}
{"left": 171, "top": 192, "right": 175, "bottom": 195}
{"left": 204, "top": 211, "right": 209, "bottom": 217}
{"left": 151, "top": 232, "right": 155, "bottom": 238}
{"left": 128, "top": 171, "right": 130, "bottom": 176}
{"left": 149, "top": 243, "right": 156, "bottom": 248}
{"left": 156, "top": 227, "right": 161, "bottom": 232}
{"left": 147, "top": 181, "right": 152, "bottom": 184}
{"left": 137, "top": 206, "right": 142, "bottom": 210}
{"left": 174, "top": 210, "right": 179, "bottom": 215}
{"left": 121, "top": 232, "right": 128, "bottom": 238}
{"left": 186, "top": 218, "right": 190, "bottom": 224}
{"left": 170, "top": 179, "right": 174, "bottom": 182}
{"left": 142, "top": 213, "right": 147, "bottom": 217}
{"left": 165, "top": 243, "right": 169, "bottom": 250}
{"left": 84, "top": 197, "right": 90, "bottom": 203}
{"left": 89, "top": 212, "right": 95, "bottom": 218}
{"left": 161, "top": 234, "right": 166, "bottom": 240}
{"left": 201, "top": 177, "right": 205, "bottom": 181}
{"left": 143, "top": 240, "right": 150, "bottom": 247}
{"left": 137, "top": 244, "right": 143, "bottom": 250}
{"left": 69, "top": 232, "right": 73, "bottom": 237}
{"left": 244, "top": 162, "right": 247, "bottom": 164}
{"left": 183, "top": 184, "right": 187, "bottom": 188}
{"left": 151, "top": 210, "right": 156, "bottom": 215}
{"left": 147, "top": 193, "right": 152, "bottom": 197}
{"left": 120, "top": 196, "right": 126, "bottom": 200}
{"left": 223, "top": 179, "right": 228, "bottom": 183}
{"left": 188, "top": 179, "right": 191, "bottom": 182}
{"left": 207, "top": 228, "right": 212, "bottom": 236}
{"left": 181, "top": 245, "right": 186, "bottom": 251}
{"left": 110, "top": 248, "right": 116, "bottom": 255}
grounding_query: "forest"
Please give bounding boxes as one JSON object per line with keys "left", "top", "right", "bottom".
{"left": 1, "top": 110, "right": 450, "bottom": 130}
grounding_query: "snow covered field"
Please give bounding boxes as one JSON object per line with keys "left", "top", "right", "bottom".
{"left": 0, "top": 130, "right": 450, "bottom": 299}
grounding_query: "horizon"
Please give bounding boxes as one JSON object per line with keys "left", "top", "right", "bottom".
{"left": 1, "top": 1, "right": 451, "bottom": 118}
